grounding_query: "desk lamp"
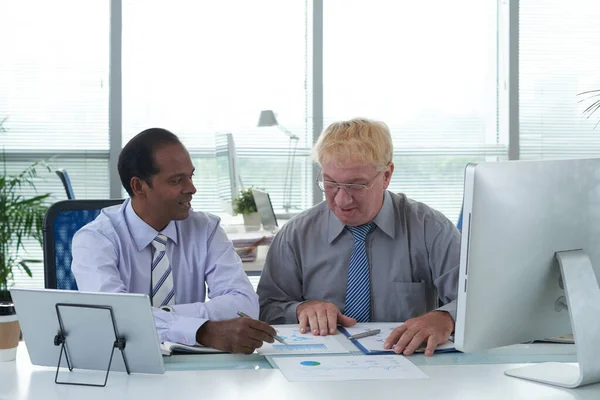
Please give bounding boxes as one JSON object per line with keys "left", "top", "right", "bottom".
{"left": 257, "top": 110, "right": 299, "bottom": 212}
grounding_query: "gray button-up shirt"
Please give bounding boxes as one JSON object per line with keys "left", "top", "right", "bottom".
{"left": 257, "top": 191, "right": 460, "bottom": 324}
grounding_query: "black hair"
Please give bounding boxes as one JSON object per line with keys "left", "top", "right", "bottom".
{"left": 118, "top": 128, "right": 182, "bottom": 196}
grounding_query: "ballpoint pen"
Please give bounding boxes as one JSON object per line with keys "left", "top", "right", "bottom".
{"left": 347, "top": 329, "right": 381, "bottom": 340}
{"left": 237, "top": 311, "right": 288, "bottom": 345}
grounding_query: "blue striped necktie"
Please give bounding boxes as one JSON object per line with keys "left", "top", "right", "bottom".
{"left": 151, "top": 234, "right": 175, "bottom": 307}
{"left": 344, "top": 223, "right": 374, "bottom": 322}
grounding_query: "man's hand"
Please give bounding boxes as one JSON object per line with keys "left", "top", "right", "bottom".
{"left": 296, "top": 300, "right": 356, "bottom": 335}
{"left": 195, "top": 317, "right": 277, "bottom": 354}
{"left": 383, "top": 311, "right": 454, "bottom": 356}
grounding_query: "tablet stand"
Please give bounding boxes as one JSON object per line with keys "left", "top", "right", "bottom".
{"left": 53, "top": 303, "right": 131, "bottom": 387}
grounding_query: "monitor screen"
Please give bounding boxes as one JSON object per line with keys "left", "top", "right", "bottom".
{"left": 252, "top": 188, "right": 278, "bottom": 232}
{"left": 454, "top": 158, "right": 600, "bottom": 387}
{"left": 215, "top": 133, "right": 242, "bottom": 214}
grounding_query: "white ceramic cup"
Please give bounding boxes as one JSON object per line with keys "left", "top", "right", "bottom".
{"left": 0, "top": 303, "right": 20, "bottom": 362}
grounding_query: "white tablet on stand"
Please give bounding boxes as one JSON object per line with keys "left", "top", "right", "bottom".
{"left": 11, "top": 288, "right": 165, "bottom": 387}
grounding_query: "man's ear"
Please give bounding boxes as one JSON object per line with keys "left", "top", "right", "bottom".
{"left": 130, "top": 177, "right": 147, "bottom": 197}
{"left": 383, "top": 162, "right": 394, "bottom": 189}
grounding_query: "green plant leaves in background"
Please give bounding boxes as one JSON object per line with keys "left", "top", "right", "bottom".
{"left": 232, "top": 187, "right": 258, "bottom": 215}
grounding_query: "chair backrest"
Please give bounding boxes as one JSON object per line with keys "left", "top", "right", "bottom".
{"left": 43, "top": 199, "right": 124, "bottom": 289}
{"left": 55, "top": 169, "right": 75, "bottom": 200}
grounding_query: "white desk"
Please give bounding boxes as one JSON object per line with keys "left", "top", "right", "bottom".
{"left": 241, "top": 245, "right": 267, "bottom": 274}
{"left": 4, "top": 342, "right": 600, "bottom": 400}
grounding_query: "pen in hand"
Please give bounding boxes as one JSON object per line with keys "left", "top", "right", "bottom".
{"left": 347, "top": 329, "right": 382, "bottom": 340}
{"left": 237, "top": 311, "right": 288, "bottom": 345}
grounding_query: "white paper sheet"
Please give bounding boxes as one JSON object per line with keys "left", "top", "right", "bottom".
{"left": 343, "top": 323, "right": 455, "bottom": 353}
{"left": 273, "top": 355, "right": 429, "bottom": 382}
{"left": 257, "top": 325, "right": 350, "bottom": 355}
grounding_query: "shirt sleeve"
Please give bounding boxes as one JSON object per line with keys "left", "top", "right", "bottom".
{"left": 166, "top": 221, "right": 259, "bottom": 336}
{"left": 151, "top": 308, "right": 208, "bottom": 345}
{"left": 71, "top": 227, "right": 126, "bottom": 293}
{"left": 257, "top": 228, "right": 304, "bottom": 324}
{"left": 424, "top": 213, "right": 461, "bottom": 320}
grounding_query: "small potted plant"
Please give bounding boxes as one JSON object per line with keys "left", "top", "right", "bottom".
{"left": 232, "top": 187, "right": 261, "bottom": 231}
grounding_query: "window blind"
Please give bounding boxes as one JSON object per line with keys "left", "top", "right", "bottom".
{"left": 520, "top": 0, "right": 600, "bottom": 161}
{"left": 122, "top": 0, "right": 312, "bottom": 215}
{"left": 0, "top": 1, "right": 110, "bottom": 288}
{"left": 323, "top": 0, "right": 505, "bottom": 223}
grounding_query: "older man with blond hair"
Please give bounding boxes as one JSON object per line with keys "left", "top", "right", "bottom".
{"left": 257, "top": 118, "right": 460, "bottom": 356}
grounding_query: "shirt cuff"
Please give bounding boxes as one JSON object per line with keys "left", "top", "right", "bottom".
{"left": 153, "top": 307, "right": 208, "bottom": 345}
{"left": 171, "top": 316, "right": 208, "bottom": 345}
{"left": 435, "top": 300, "right": 457, "bottom": 321}
{"left": 284, "top": 301, "right": 303, "bottom": 323}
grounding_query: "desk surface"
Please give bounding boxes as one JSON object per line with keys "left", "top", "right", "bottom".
{"left": 4, "top": 342, "right": 599, "bottom": 400}
{"left": 241, "top": 245, "right": 267, "bottom": 273}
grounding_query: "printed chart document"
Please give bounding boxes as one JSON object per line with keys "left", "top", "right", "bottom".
{"left": 273, "top": 355, "right": 429, "bottom": 382}
{"left": 257, "top": 325, "right": 350, "bottom": 355}
{"left": 340, "top": 322, "right": 455, "bottom": 354}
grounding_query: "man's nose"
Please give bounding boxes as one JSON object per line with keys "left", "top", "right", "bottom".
{"left": 185, "top": 178, "right": 197, "bottom": 194}
{"left": 334, "top": 186, "right": 353, "bottom": 205}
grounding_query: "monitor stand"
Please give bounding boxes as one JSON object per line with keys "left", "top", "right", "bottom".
{"left": 504, "top": 249, "right": 600, "bottom": 388}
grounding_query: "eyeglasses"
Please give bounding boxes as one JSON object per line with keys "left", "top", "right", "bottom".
{"left": 316, "top": 171, "right": 383, "bottom": 196}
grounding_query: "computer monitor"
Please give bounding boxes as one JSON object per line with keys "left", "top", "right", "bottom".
{"left": 454, "top": 158, "right": 600, "bottom": 388}
{"left": 252, "top": 188, "right": 278, "bottom": 232}
{"left": 215, "top": 133, "right": 243, "bottom": 214}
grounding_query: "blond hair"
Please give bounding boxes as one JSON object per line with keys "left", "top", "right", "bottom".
{"left": 312, "top": 118, "right": 393, "bottom": 171}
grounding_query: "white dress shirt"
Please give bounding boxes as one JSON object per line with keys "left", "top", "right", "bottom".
{"left": 71, "top": 199, "right": 258, "bottom": 345}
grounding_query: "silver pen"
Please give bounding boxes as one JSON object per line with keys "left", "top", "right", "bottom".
{"left": 237, "top": 311, "right": 288, "bottom": 345}
{"left": 347, "top": 328, "right": 382, "bottom": 340}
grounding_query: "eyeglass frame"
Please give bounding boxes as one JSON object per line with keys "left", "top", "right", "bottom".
{"left": 316, "top": 170, "right": 384, "bottom": 196}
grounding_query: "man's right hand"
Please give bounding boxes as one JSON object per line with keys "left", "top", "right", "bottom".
{"left": 296, "top": 300, "right": 356, "bottom": 336}
{"left": 195, "top": 317, "right": 277, "bottom": 354}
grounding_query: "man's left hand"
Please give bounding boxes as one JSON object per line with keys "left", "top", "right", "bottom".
{"left": 383, "top": 311, "right": 454, "bottom": 357}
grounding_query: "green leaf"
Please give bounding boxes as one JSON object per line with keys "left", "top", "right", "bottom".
{"left": 232, "top": 187, "right": 258, "bottom": 215}
{"left": 17, "top": 261, "right": 33, "bottom": 278}
{"left": 0, "top": 136, "right": 51, "bottom": 286}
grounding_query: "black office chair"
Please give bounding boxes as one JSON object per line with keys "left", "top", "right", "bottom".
{"left": 43, "top": 199, "right": 124, "bottom": 289}
{"left": 55, "top": 169, "right": 75, "bottom": 200}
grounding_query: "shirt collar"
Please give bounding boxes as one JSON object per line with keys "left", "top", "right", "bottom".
{"left": 124, "top": 198, "right": 179, "bottom": 251}
{"left": 372, "top": 191, "right": 395, "bottom": 239}
{"left": 327, "top": 190, "right": 396, "bottom": 243}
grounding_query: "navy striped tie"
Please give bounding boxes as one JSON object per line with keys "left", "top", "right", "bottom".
{"left": 344, "top": 223, "right": 374, "bottom": 322}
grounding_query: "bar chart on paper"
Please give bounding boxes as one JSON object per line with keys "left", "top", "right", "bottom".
{"left": 256, "top": 326, "right": 350, "bottom": 355}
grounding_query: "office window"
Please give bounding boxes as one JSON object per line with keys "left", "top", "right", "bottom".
{"left": 520, "top": 1, "right": 600, "bottom": 160}
{"left": 0, "top": 1, "right": 110, "bottom": 287}
{"left": 324, "top": 0, "right": 504, "bottom": 222}
{"left": 123, "top": 0, "right": 312, "bottom": 216}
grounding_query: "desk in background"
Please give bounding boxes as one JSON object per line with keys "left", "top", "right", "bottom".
{"left": 242, "top": 246, "right": 266, "bottom": 291}
{"left": 240, "top": 245, "right": 267, "bottom": 276}
{"left": 224, "top": 226, "right": 271, "bottom": 286}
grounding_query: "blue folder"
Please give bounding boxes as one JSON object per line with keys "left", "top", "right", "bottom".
{"left": 338, "top": 326, "right": 458, "bottom": 355}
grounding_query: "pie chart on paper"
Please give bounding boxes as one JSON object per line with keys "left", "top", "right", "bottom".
{"left": 300, "top": 361, "right": 321, "bottom": 367}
